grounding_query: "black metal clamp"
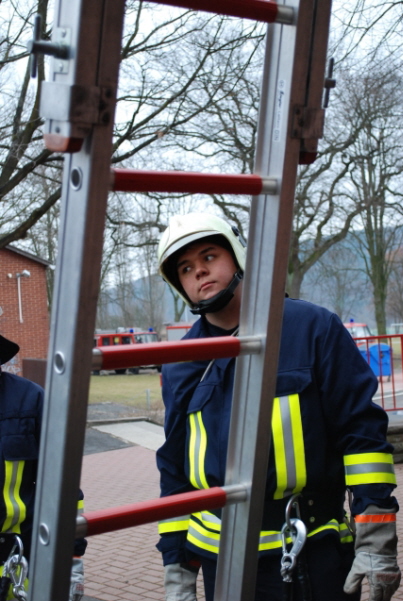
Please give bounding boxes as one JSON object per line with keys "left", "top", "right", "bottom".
{"left": 27, "top": 14, "right": 70, "bottom": 78}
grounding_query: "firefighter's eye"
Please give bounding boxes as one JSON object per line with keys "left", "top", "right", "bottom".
{"left": 180, "top": 265, "right": 191, "bottom": 275}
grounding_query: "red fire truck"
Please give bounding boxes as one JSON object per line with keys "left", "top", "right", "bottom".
{"left": 93, "top": 328, "right": 160, "bottom": 374}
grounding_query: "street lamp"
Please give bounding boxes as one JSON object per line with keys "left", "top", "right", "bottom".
{"left": 16, "top": 270, "right": 31, "bottom": 323}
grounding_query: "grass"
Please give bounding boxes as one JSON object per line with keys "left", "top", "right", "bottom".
{"left": 88, "top": 371, "right": 163, "bottom": 412}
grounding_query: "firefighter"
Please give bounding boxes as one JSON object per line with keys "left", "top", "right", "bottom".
{"left": 0, "top": 335, "right": 86, "bottom": 600}
{"left": 156, "top": 212, "right": 400, "bottom": 601}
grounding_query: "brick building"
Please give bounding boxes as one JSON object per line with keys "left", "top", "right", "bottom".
{"left": 0, "top": 245, "right": 50, "bottom": 375}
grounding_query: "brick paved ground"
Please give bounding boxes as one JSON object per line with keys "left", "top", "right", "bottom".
{"left": 81, "top": 444, "right": 403, "bottom": 601}
{"left": 81, "top": 445, "right": 205, "bottom": 601}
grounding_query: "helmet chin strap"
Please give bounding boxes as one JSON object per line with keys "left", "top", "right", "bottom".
{"left": 189, "top": 271, "right": 243, "bottom": 315}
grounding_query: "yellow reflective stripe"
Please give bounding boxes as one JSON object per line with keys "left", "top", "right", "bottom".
{"left": 344, "top": 453, "right": 394, "bottom": 465}
{"left": 346, "top": 473, "right": 397, "bottom": 485}
{"left": 193, "top": 511, "right": 221, "bottom": 531}
{"left": 344, "top": 453, "right": 396, "bottom": 486}
{"left": 158, "top": 520, "right": 190, "bottom": 534}
{"left": 158, "top": 514, "right": 190, "bottom": 534}
{"left": 272, "top": 395, "right": 306, "bottom": 499}
{"left": 2, "top": 461, "right": 26, "bottom": 533}
{"left": 188, "top": 412, "right": 209, "bottom": 490}
{"left": 77, "top": 499, "right": 84, "bottom": 515}
{"left": 188, "top": 517, "right": 220, "bottom": 554}
{"left": 339, "top": 523, "right": 354, "bottom": 544}
{"left": 259, "top": 531, "right": 283, "bottom": 551}
{"left": 187, "top": 513, "right": 351, "bottom": 554}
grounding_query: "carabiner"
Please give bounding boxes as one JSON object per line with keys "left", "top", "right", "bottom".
{"left": 280, "top": 518, "right": 307, "bottom": 582}
{"left": 3, "top": 536, "right": 28, "bottom": 601}
{"left": 285, "top": 493, "right": 302, "bottom": 530}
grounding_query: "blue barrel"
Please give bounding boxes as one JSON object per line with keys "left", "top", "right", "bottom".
{"left": 360, "top": 343, "right": 392, "bottom": 377}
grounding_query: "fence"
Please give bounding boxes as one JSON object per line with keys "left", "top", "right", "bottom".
{"left": 353, "top": 334, "right": 403, "bottom": 412}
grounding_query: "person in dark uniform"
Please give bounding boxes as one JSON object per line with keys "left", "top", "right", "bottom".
{"left": 0, "top": 334, "right": 86, "bottom": 600}
{"left": 156, "top": 212, "right": 400, "bottom": 601}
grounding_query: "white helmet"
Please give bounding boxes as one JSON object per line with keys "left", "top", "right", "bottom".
{"left": 158, "top": 212, "right": 247, "bottom": 315}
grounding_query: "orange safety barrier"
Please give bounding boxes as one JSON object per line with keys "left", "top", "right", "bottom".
{"left": 76, "top": 485, "right": 247, "bottom": 537}
{"left": 353, "top": 334, "right": 403, "bottom": 412}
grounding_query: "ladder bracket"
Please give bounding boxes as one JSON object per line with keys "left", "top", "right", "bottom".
{"left": 27, "top": 15, "right": 70, "bottom": 78}
{"left": 40, "top": 83, "right": 114, "bottom": 152}
{"left": 51, "top": 27, "right": 72, "bottom": 75}
{"left": 291, "top": 105, "right": 325, "bottom": 141}
{"left": 40, "top": 82, "right": 103, "bottom": 124}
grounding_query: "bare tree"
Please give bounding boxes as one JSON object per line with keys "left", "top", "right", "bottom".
{"left": 0, "top": 1, "right": 263, "bottom": 249}
{"left": 387, "top": 247, "right": 403, "bottom": 324}
{"left": 302, "top": 242, "right": 370, "bottom": 322}
{"left": 338, "top": 66, "right": 403, "bottom": 334}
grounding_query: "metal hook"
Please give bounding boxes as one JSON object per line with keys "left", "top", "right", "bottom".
{"left": 280, "top": 518, "right": 307, "bottom": 582}
{"left": 3, "top": 536, "right": 28, "bottom": 601}
{"left": 285, "top": 493, "right": 302, "bottom": 529}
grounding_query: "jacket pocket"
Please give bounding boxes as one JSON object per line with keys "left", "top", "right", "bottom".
{"left": 276, "top": 368, "right": 313, "bottom": 397}
{"left": 2, "top": 434, "right": 39, "bottom": 461}
{"left": 186, "top": 384, "right": 217, "bottom": 415}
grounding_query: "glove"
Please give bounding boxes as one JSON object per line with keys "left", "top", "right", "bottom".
{"left": 164, "top": 562, "right": 199, "bottom": 601}
{"left": 69, "top": 557, "right": 84, "bottom": 601}
{"left": 344, "top": 504, "right": 401, "bottom": 601}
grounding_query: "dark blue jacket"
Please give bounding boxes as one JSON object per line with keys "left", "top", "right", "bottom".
{"left": 0, "top": 371, "right": 86, "bottom": 561}
{"left": 157, "top": 298, "right": 396, "bottom": 563}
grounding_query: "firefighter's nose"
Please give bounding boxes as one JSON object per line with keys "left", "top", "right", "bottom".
{"left": 195, "top": 263, "right": 208, "bottom": 278}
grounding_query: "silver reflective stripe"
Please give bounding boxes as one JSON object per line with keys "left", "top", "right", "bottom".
{"left": 278, "top": 395, "right": 297, "bottom": 496}
{"left": 259, "top": 531, "right": 282, "bottom": 547}
{"left": 200, "top": 511, "right": 221, "bottom": 528}
{"left": 345, "top": 463, "right": 395, "bottom": 476}
{"left": 192, "top": 413, "right": 203, "bottom": 489}
{"left": 159, "top": 514, "right": 190, "bottom": 525}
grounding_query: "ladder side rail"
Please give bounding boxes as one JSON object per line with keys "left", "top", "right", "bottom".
{"left": 215, "top": 0, "right": 332, "bottom": 599}
{"left": 215, "top": 11, "right": 299, "bottom": 599}
{"left": 28, "top": 1, "right": 125, "bottom": 600}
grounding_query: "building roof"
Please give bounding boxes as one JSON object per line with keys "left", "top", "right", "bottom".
{"left": 4, "top": 244, "right": 50, "bottom": 267}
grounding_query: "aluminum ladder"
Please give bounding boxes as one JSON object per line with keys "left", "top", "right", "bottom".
{"left": 26, "top": 0, "right": 333, "bottom": 599}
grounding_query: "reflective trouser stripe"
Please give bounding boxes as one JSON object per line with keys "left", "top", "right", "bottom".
{"left": 2, "top": 461, "right": 26, "bottom": 533}
{"left": 188, "top": 412, "right": 209, "bottom": 490}
{"left": 272, "top": 395, "right": 306, "bottom": 499}
{"left": 158, "top": 515, "right": 190, "bottom": 535}
{"left": 355, "top": 513, "right": 396, "bottom": 523}
{"left": 187, "top": 511, "right": 352, "bottom": 555}
{"left": 77, "top": 499, "right": 84, "bottom": 515}
{"left": 344, "top": 453, "right": 396, "bottom": 486}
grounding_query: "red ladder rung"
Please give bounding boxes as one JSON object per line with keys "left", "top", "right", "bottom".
{"left": 77, "top": 485, "right": 246, "bottom": 537}
{"left": 145, "top": 0, "right": 294, "bottom": 24}
{"left": 92, "top": 335, "right": 261, "bottom": 371}
{"left": 111, "top": 169, "right": 277, "bottom": 196}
